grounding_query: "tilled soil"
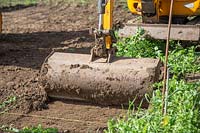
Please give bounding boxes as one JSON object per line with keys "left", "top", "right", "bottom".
{"left": 0, "top": 1, "right": 133, "bottom": 132}
{"left": 0, "top": 100, "right": 126, "bottom": 133}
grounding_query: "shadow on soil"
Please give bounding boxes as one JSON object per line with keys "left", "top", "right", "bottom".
{"left": 49, "top": 98, "right": 127, "bottom": 109}
{"left": 0, "top": 4, "right": 37, "bottom": 12}
{"left": 0, "top": 30, "right": 93, "bottom": 69}
{"left": 48, "top": 97, "right": 149, "bottom": 110}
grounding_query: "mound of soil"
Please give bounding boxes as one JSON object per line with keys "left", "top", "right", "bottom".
{"left": 0, "top": 68, "right": 47, "bottom": 113}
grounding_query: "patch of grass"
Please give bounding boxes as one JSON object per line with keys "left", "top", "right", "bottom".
{"left": 0, "top": 0, "right": 40, "bottom": 7}
{"left": 116, "top": 0, "right": 128, "bottom": 11}
{"left": 0, "top": 98, "right": 58, "bottom": 133}
{"left": 0, "top": 96, "right": 16, "bottom": 113}
{"left": 1, "top": 124, "right": 58, "bottom": 133}
{"left": 114, "top": 28, "right": 165, "bottom": 58}
{"left": 106, "top": 29, "right": 200, "bottom": 132}
{"left": 67, "top": 0, "right": 91, "bottom": 5}
{"left": 0, "top": 0, "right": 92, "bottom": 7}
{"left": 44, "top": 0, "right": 92, "bottom": 6}
{"left": 114, "top": 28, "right": 200, "bottom": 77}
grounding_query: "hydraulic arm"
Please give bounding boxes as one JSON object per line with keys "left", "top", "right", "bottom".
{"left": 90, "top": 0, "right": 116, "bottom": 63}
{"left": 40, "top": 0, "right": 162, "bottom": 105}
{"left": 91, "top": 0, "right": 200, "bottom": 60}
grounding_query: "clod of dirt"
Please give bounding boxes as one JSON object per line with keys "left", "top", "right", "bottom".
{"left": 0, "top": 73, "right": 48, "bottom": 113}
{"left": 17, "top": 83, "right": 48, "bottom": 113}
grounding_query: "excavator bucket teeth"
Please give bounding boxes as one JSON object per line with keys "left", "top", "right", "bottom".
{"left": 41, "top": 52, "right": 161, "bottom": 105}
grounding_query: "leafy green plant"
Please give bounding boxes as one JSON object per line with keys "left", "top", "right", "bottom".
{"left": 114, "top": 28, "right": 165, "bottom": 58}
{"left": 0, "top": 0, "right": 40, "bottom": 7}
{"left": 0, "top": 0, "right": 91, "bottom": 7}
{"left": 0, "top": 96, "right": 16, "bottom": 109}
{"left": 1, "top": 124, "right": 58, "bottom": 133}
{"left": 0, "top": 98, "right": 58, "bottom": 133}
{"left": 106, "top": 81, "right": 200, "bottom": 133}
{"left": 106, "top": 29, "right": 200, "bottom": 133}
{"left": 0, "top": 96, "right": 16, "bottom": 113}
{"left": 168, "top": 46, "right": 200, "bottom": 78}
{"left": 20, "top": 125, "right": 58, "bottom": 133}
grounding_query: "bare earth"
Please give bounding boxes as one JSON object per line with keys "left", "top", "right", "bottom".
{"left": 0, "top": 2, "right": 133, "bottom": 133}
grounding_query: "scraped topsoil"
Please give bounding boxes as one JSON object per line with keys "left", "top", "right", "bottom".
{"left": 0, "top": 1, "right": 133, "bottom": 132}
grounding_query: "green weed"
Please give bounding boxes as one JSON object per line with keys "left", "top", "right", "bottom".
{"left": 0, "top": 0, "right": 91, "bottom": 7}
{"left": 0, "top": 0, "right": 40, "bottom": 7}
{"left": 114, "top": 28, "right": 165, "bottom": 58}
{"left": 0, "top": 98, "right": 58, "bottom": 132}
{"left": 0, "top": 96, "right": 16, "bottom": 113}
{"left": 1, "top": 124, "right": 58, "bottom": 133}
{"left": 106, "top": 29, "right": 200, "bottom": 133}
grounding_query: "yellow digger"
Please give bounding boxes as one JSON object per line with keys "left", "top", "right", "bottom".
{"left": 90, "top": 0, "right": 200, "bottom": 63}
{"left": 43, "top": 0, "right": 200, "bottom": 105}
{"left": 1, "top": 1, "right": 200, "bottom": 105}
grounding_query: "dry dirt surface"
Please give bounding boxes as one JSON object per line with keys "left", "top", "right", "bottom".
{"left": 0, "top": 1, "right": 133, "bottom": 132}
